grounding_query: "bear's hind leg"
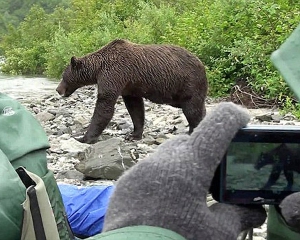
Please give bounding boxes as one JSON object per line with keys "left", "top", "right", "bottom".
{"left": 181, "top": 99, "right": 206, "bottom": 134}
{"left": 122, "top": 95, "right": 145, "bottom": 140}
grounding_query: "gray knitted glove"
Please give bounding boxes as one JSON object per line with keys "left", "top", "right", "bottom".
{"left": 280, "top": 192, "right": 300, "bottom": 232}
{"left": 103, "top": 102, "right": 267, "bottom": 240}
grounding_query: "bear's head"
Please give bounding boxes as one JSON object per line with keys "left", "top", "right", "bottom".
{"left": 56, "top": 56, "right": 90, "bottom": 97}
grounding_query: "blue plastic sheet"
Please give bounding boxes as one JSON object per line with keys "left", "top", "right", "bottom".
{"left": 58, "top": 184, "right": 115, "bottom": 237}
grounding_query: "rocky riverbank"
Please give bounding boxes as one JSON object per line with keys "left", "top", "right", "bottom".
{"left": 3, "top": 79, "right": 300, "bottom": 240}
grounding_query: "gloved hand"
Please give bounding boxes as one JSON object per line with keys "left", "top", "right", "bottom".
{"left": 103, "top": 102, "right": 267, "bottom": 240}
{"left": 280, "top": 192, "right": 300, "bottom": 232}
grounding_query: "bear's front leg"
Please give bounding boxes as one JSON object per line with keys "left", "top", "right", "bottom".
{"left": 122, "top": 95, "right": 145, "bottom": 141}
{"left": 77, "top": 95, "right": 117, "bottom": 144}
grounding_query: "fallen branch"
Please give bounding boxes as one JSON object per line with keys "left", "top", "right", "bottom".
{"left": 230, "top": 84, "right": 277, "bottom": 109}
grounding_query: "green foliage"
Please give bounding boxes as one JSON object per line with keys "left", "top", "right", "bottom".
{"left": 164, "top": 0, "right": 300, "bottom": 99}
{"left": 0, "top": 0, "right": 69, "bottom": 38}
{"left": 1, "top": 0, "right": 300, "bottom": 115}
{"left": 281, "top": 96, "right": 300, "bottom": 119}
{"left": 121, "top": 2, "right": 177, "bottom": 43}
{"left": 1, "top": 46, "right": 46, "bottom": 75}
{"left": 1, "top": 0, "right": 178, "bottom": 78}
{"left": 0, "top": 5, "right": 70, "bottom": 75}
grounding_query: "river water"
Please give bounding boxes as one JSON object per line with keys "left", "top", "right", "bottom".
{"left": 0, "top": 73, "right": 58, "bottom": 101}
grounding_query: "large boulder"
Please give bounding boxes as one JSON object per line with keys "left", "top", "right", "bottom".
{"left": 75, "top": 137, "right": 138, "bottom": 180}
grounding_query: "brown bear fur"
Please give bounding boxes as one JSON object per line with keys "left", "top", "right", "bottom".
{"left": 56, "top": 39, "right": 208, "bottom": 144}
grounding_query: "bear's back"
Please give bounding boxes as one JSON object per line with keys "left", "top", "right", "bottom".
{"left": 91, "top": 39, "right": 207, "bottom": 103}
{"left": 98, "top": 39, "right": 203, "bottom": 70}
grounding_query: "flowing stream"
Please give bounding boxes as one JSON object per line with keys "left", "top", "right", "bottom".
{"left": 0, "top": 73, "right": 58, "bottom": 101}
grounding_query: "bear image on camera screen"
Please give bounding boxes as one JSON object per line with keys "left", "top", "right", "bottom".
{"left": 254, "top": 143, "right": 300, "bottom": 191}
{"left": 56, "top": 39, "right": 208, "bottom": 144}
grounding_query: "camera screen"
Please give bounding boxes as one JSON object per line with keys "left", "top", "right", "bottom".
{"left": 216, "top": 126, "right": 300, "bottom": 205}
{"left": 225, "top": 142, "right": 300, "bottom": 192}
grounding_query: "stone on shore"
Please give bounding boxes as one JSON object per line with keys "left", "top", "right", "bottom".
{"left": 74, "top": 137, "right": 138, "bottom": 180}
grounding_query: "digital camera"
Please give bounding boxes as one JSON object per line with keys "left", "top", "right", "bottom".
{"left": 210, "top": 125, "right": 300, "bottom": 205}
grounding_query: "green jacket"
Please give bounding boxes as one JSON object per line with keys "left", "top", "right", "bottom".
{"left": 87, "top": 226, "right": 187, "bottom": 240}
{"left": 267, "top": 206, "right": 300, "bottom": 240}
{"left": 0, "top": 93, "right": 72, "bottom": 240}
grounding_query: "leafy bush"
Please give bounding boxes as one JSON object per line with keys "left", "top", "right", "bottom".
{"left": 0, "top": 5, "right": 68, "bottom": 75}
{"left": 1, "top": 46, "right": 46, "bottom": 75}
{"left": 163, "top": 0, "right": 300, "bottom": 99}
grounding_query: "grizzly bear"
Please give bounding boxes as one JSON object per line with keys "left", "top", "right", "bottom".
{"left": 56, "top": 39, "right": 208, "bottom": 144}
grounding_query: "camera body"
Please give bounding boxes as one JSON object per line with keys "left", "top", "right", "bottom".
{"left": 210, "top": 125, "right": 300, "bottom": 205}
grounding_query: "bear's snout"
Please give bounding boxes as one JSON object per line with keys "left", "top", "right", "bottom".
{"left": 56, "top": 81, "right": 78, "bottom": 97}
{"left": 56, "top": 81, "right": 68, "bottom": 97}
{"left": 56, "top": 86, "right": 66, "bottom": 97}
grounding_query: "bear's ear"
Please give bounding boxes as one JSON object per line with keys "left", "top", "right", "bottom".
{"left": 70, "top": 56, "right": 83, "bottom": 70}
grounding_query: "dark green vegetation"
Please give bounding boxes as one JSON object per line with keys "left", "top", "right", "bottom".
{"left": 0, "top": 0, "right": 69, "bottom": 37}
{"left": 0, "top": 0, "right": 300, "bottom": 113}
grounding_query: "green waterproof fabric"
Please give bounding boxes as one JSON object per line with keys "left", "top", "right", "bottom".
{"left": 271, "top": 23, "right": 300, "bottom": 101}
{"left": 0, "top": 93, "right": 73, "bottom": 240}
{"left": 11, "top": 149, "right": 48, "bottom": 177}
{"left": 0, "top": 93, "right": 49, "bottom": 163}
{"left": 0, "top": 93, "right": 49, "bottom": 239}
{"left": 42, "top": 170, "right": 74, "bottom": 240}
{"left": 0, "top": 149, "right": 26, "bottom": 240}
{"left": 87, "top": 226, "right": 187, "bottom": 240}
{"left": 267, "top": 206, "right": 300, "bottom": 240}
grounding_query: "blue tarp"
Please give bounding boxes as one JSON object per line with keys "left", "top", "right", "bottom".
{"left": 58, "top": 184, "right": 115, "bottom": 238}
